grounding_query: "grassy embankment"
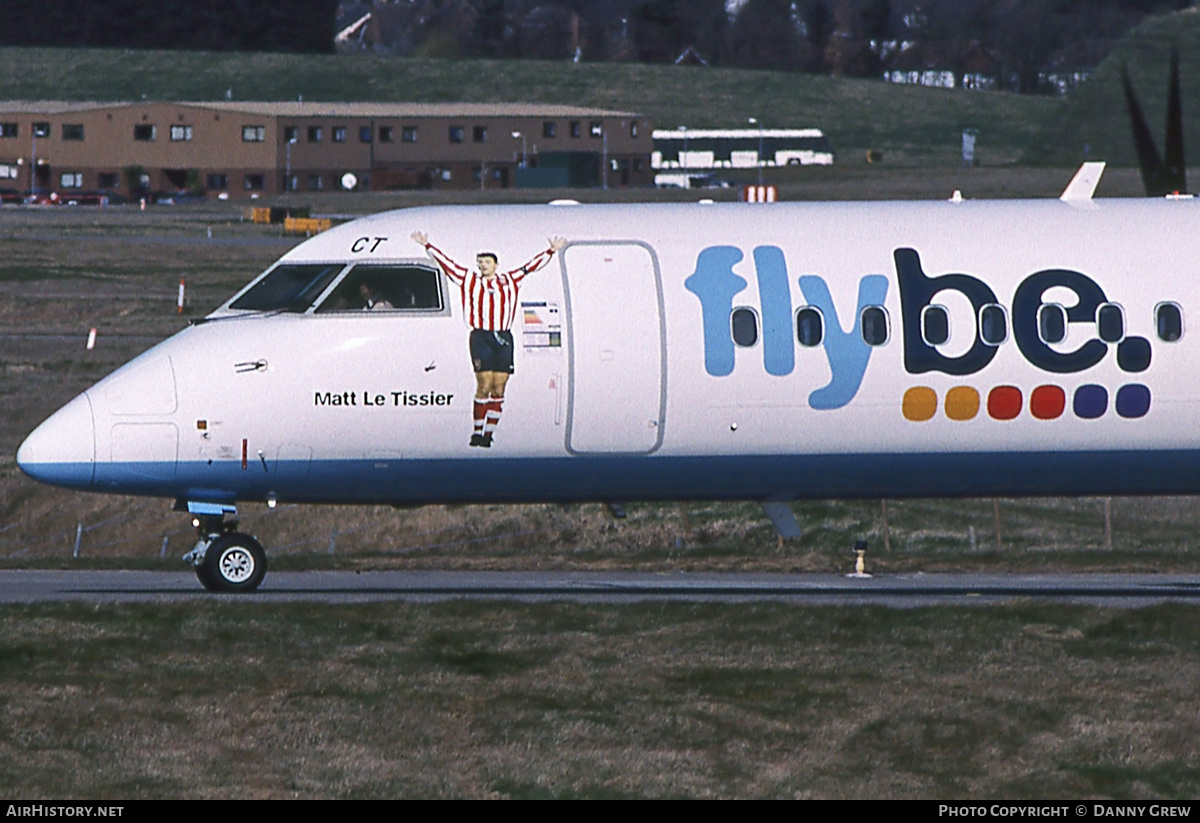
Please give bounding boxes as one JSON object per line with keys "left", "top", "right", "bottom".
{"left": 2, "top": 600, "right": 1199, "bottom": 799}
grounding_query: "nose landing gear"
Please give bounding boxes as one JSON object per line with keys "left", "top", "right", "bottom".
{"left": 183, "top": 514, "right": 268, "bottom": 593}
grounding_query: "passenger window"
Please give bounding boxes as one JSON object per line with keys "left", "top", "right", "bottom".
{"left": 921, "top": 305, "right": 949, "bottom": 345}
{"left": 1156, "top": 302, "right": 1183, "bottom": 342}
{"left": 1097, "top": 303, "right": 1124, "bottom": 343}
{"left": 1038, "top": 304, "right": 1066, "bottom": 344}
{"left": 796, "top": 307, "right": 823, "bottom": 347}
{"left": 230, "top": 263, "right": 346, "bottom": 312}
{"left": 731, "top": 307, "right": 759, "bottom": 347}
{"left": 861, "top": 306, "right": 889, "bottom": 346}
{"left": 315, "top": 265, "right": 444, "bottom": 313}
{"left": 980, "top": 304, "right": 1008, "bottom": 345}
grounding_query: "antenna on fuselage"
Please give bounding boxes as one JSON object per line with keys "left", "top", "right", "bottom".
{"left": 1060, "top": 161, "right": 1106, "bottom": 204}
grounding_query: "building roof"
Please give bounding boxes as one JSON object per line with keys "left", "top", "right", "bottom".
{"left": 0, "top": 100, "right": 642, "bottom": 119}
{"left": 0, "top": 101, "right": 118, "bottom": 114}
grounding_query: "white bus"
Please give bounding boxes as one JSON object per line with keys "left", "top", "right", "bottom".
{"left": 652, "top": 128, "right": 834, "bottom": 182}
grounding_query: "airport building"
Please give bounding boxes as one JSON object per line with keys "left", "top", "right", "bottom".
{"left": 0, "top": 101, "right": 653, "bottom": 199}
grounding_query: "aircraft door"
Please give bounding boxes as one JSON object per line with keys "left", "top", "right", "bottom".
{"left": 562, "top": 242, "right": 665, "bottom": 454}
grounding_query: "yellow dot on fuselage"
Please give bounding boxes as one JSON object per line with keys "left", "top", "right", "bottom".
{"left": 902, "top": 387, "right": 937, "bottom": 421}
{"left": 945, "top": 386, "right": 981, "bottom": 421}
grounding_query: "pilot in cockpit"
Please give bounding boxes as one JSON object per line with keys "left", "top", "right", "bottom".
{"left": 359, "top": 280, "right": 394, "bottom": 310}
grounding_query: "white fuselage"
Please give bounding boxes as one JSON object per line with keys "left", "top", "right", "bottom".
{"left": 17, "top": 198, "right": 1200, "bottom": 507}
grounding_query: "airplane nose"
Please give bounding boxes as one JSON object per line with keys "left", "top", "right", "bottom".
{"left": 16, "top": 392, "right": 96, "bottom": 489}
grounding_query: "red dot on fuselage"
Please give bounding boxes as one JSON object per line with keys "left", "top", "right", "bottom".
{"left": 987, "top": 385, "right": 1022, "bottom": 420}
{"left": 1030, "top": 385, "right": 1065, "bottom": 420}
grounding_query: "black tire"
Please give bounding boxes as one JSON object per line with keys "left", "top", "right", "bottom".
{"left": 194, "top": 560, "right": 220, "bottom": 591}
{"left": 198, "top": 532, "right": 267, "bottom": 593}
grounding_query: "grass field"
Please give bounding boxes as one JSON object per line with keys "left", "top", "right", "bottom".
{"left": 2, "top": 601, "right": 1199, "bottom": 799}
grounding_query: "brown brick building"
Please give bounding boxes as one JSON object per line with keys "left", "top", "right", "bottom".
{"left": 0, "top": 101, "right": 653, "bottom": 199}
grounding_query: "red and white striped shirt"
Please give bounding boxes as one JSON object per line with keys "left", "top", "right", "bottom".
{"left": 423, "top": 241, "right": 557, "bottom": 331}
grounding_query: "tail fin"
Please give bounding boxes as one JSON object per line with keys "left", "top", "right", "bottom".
{"left": 1123, "top": 48, "right": 1187, "bottom": 196}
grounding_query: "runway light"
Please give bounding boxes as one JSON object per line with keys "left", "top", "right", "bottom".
{"left": 267, "top": 494, "right": 277, "bottom": 509}
{"left": 846, "top": 539, "right": 872, "bottom": 579}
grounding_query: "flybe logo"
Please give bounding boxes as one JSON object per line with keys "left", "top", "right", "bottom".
{"left": 686, "top": 245, "right": 1166, "bottom": 416}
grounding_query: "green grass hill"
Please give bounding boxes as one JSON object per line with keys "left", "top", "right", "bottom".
{"left": 0, "top": 45, "right": 1054, "bottom": 167}
{"left": 1026, "top": 7, "right": 1200, "bottom": 169}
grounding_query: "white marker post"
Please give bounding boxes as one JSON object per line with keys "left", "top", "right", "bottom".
{"left": 86, "top": 328, "right": 97, "bottom": 350}
{"left": 177, "top": 278, "right": 186, "bottom": 314}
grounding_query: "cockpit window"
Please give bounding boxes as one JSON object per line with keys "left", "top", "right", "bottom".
{"left": 314, "top": 265, "right": 444, "bottom": 313}
{"left": 229, "top": 263, "right": 346, "bottom": 312}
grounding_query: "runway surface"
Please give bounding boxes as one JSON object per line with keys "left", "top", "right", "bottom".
{"left": 4, "top": 570, "right": 1200, "bottom": 606}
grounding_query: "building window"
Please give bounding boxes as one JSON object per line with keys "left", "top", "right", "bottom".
{"left": 308, "top": 174, "right": 323, "bottom": 191}
{"left": 33, "top": 122, "right": 50, "bottom": 138}
{"left": 473, "top": 125, "right": 487, "bottom": 143}
{"left": 543, "top": 121, "right": 556, "bottom": 138}
{"left": 242, "top": 125, "right": 266, "bottom": 142}
{"left": 570, "top": 121, "right": 581, "bottom": 138}
{"left": 133, "top": 124, "right": 156, "bottom": 141}
{"left": 449, "top": 126, "right": 464, "bottom": 143}
{"left": 0, "top": 164, "right": 18, "bottom": 179}
{"left": 333, "top": 126, "right": 346, "bottom": 143}
{"left": 170, "top": 124, "right": 192, "bottom": 141}
{"left": 359, "top": 125, "right": 371, "bottom": 143}
{"left": 60, "top": 172, "right": 83, "bottom": 188}
{"left": 0, "top": 123, "right": 16, "bottom": 138}
{"left": 206, "top": 173, "right": 228, "bottom": 190}
{"left": 97, "top": 172, "right": 119, "bottom": 188}
{"left": 62, "top": 124, "right": 84, "bottom": 141}
{"left": 284, "top": 126, "right": 299, "bottom": 143}
{"left": 307, "top": 126, "right": 323, "bottom": 143}
{"left": 379, "top": 126, "right": 394, "bottom": 143}
{"left": 590, "top": 120, "right": 602, "bottom": 137}
{"left": 402, "top": 126, "right": 417, "bottom": 143}
{"left": 244, "top": 174, "right": 265, "bottom": 191}
{"left": 630, "top": 121, "right": 639, "bottom": 138}
{"left": 284, "top": 175, "right": 298, "bottom": 192}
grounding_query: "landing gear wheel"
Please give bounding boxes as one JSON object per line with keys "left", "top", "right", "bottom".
{"left": 194, "top": 559, "right": 220, "bottom": 591}
{"left": 197, "top": 532, "right": 267, "bottom": 593}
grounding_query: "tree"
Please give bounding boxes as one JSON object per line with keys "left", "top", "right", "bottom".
{"left": 987, "top": 0, "right": 1068, "bottom": 93}
{"left": 798, "top": 0, "right": 833, "bottom": 72}
{"left": 730, "top": 0, "right": 802, "bottom": 71}
{"left": 857, "top": 0, "right": 893, "bottom": 42}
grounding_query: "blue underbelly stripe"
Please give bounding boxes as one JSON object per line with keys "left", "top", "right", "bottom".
{"left": 25, "top": 450, "right": 1200, "bottom": 503}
